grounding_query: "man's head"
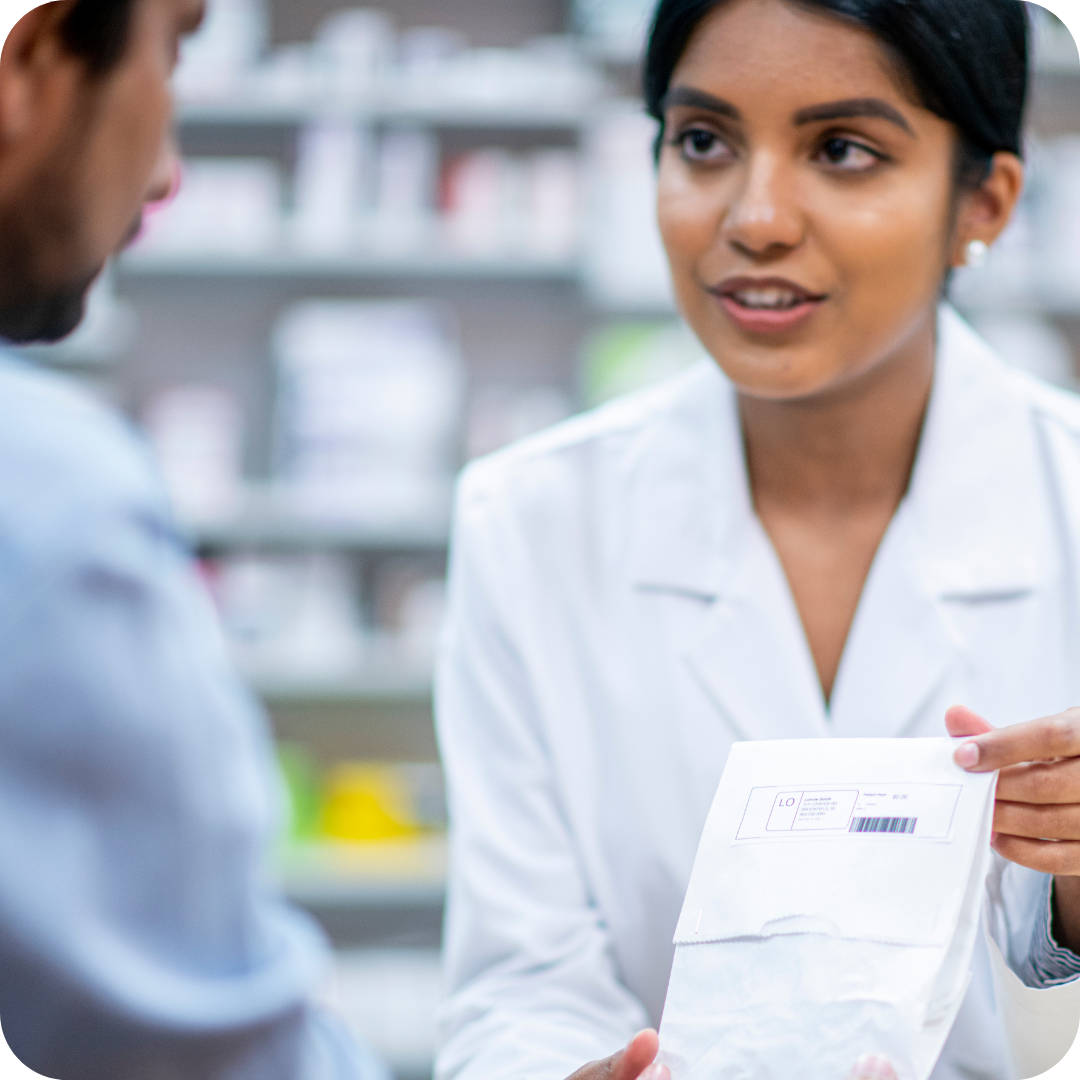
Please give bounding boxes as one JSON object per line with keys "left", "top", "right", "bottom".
{"left": 0, "top": 0, "right": 205, "bottom": 344}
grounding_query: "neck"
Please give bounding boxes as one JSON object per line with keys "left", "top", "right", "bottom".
{"left": 740, "top": 320, "right": 937, "bottom": 518}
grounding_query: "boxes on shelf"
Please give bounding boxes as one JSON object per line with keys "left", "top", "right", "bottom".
{"left": 173, "top": 0, "right": 269, "bottom": 102}
{"left": 176, "top": 5, "right": 604, "bottom": 114}
{"left": 207, "top": 551, "right": 369, "bottom": 678}
{"left": 442, "top": 147, "right": 582, "bottom": 259}
{"left": 271, "top": 299, "right": 463, "bottom": 526}
{"left": 277, "top": 745, "right": 446, "bottom": 847}
{"left": 143, "top": 384, "right": 245, "bottom": 519}
{"left": 138, "top": 158, "right": 284, "bottom": 256}
{"left": 582, "top": 104, "right": 674, "bottom": 311}
{"left": 291, "top": 121, "right": 379, "bottom": 254}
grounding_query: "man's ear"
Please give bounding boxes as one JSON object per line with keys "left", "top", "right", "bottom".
{"left": 0, "top": 2, "right": 72, "bottom": 147}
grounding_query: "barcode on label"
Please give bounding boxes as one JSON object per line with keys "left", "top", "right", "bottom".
{"left": 849, "top": 816, "right": 917, "bottom": 835}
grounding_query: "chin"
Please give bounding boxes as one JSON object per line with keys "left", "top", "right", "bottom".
{"left": 0, "top": 281, "right": 92, "bottom": 346}
{"left": 712, "top": 349, "right": 839, "bottom": 403}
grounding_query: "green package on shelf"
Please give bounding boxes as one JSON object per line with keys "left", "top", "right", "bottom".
{"left": 277, "top": 743, "right": 323, "bottom": 843}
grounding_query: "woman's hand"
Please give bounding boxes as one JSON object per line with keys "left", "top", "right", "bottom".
{"left": 564, "top": 1030, "right": 668, "bottom": 1080}
{"left": 948, "top": 704, "right": 1080, "bottom": 952}
{"left": 563, "top": 1030, "right": 897, "bottom": 1080}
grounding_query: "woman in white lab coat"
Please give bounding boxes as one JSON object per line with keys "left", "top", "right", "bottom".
{"left": 434, "top": 1, "right": 1080, "bottom": 1078}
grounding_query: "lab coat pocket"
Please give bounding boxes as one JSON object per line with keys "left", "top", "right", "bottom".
{"left": 658, "top": 739, "right": 997, "bottom": 1080}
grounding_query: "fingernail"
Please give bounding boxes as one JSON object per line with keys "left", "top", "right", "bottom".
{"left": 955, "top": 742, "right": 980, "bottom": 769}
{"left": 641, "top": 1066, "right": 667, "bottom": 1080}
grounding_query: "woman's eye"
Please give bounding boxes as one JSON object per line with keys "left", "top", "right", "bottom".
{"left": 676, "top": 128, "right": 731, "bottom": 163}
{"left": 816, "top": 136, "right": 882, "bottom": 171}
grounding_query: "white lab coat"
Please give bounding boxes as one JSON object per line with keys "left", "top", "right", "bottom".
{"left": 434, "top": 306, "right": 1080, "bottom": 1080}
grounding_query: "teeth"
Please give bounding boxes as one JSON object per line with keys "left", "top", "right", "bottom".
{"left": 731, "top": 288, "right": 805, "bottom": 310}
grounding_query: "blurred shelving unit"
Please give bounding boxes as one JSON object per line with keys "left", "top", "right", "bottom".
{"left": 280, "top": 838, "right": 446, "bottom": 909}
{"left": 176, "top": 97, "right": 590, "bottom": 130}
{"left": 184, "top": 511, "right": 448, "bottom": 554}
{"left": 119, "top": 246, "right": 580, "bottom": 281}
{"left": 30, "top": 3, "right": 1080, "bottom": 1077}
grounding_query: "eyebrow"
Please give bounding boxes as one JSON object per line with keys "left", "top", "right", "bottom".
{"left": 660, "top": 87, "right": 915, "bottom": 137}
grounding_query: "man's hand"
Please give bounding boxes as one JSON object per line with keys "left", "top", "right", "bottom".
{"left": 565, "top": 1030, "right": 668, "bottom": 1080}
{"left": 948, "top": 704, "right": 1080, "bottom": 953}
{"left": 564, "top": 1031, "right": 897, "bottom": 1080}
{"left": 849, "top": 1055, "right": 899, "bottom": 1080}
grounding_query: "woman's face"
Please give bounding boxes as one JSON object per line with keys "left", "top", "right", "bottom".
{"left": 656, "top": 0, "right": 989, "bottom": 402}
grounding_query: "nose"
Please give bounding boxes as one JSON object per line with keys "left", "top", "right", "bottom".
{"left": 146, "top": 132, "right": 181, "bottom": 207}
{"left": 722, "top": 152, "right": 804, "bottom": 258}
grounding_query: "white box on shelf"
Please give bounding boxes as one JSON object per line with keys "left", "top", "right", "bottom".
{"left": 582, "top": 104, "right": 675, "bottom": 312}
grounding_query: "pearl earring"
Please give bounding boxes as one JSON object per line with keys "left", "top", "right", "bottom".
{"left": 965, "top": 239, "right": 990, "bottom": 269}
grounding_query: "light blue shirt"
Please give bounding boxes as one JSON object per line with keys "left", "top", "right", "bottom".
{"left": 1025, "top": 876, "right": 1080, "bottom": 986}
{"left": 0, "top": 354, "right": 388, "bottom": 1079}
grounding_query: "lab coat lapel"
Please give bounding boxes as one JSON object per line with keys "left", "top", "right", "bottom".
{"left": 829, "top": 307, "right": 1047, "bottom": 739}
{"left": 824, "top": 507, "right": 959, "bottom": 740}
{"left": 625, "top": 363, "right": 829, "bottom": 742}
{"left": 682, "top": 526, "right": 832, "bottom": 741}
{"left": 626, "top": 306, "right": 1048, "bottom": 746}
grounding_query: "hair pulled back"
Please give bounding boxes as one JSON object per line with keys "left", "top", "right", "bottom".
{"left": 644, "top": 0, "right": 1029, "bottom": 187}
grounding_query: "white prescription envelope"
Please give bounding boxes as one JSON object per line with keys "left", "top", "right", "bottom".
{"left": 658, "top": 738, "right": 997, "bottom": 1080}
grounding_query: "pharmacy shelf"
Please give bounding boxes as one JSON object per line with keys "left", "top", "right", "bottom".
{"left": 280, "top": 838, "right": 446, "bottom": 909}
{"left": 186, "top": 504, "right": 449, "bottom": 552}
{"left": 178, "top": 95, "right": 591, "bottom": 131}
{"left": 249, "top": 668, "right": 433, "bottom": 707}
{"left": 118, "top": 247, "right": 580, "bottom": 283}
{"left": 328, "top": 948, "right": 440, "bottom": 1080}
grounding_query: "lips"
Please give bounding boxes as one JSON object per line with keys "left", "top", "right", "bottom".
{"left": 709, "top": 276, "right": 828, "bottom": 335}
{"left": 713, "top": 276, "right": 826, "bottom": 308}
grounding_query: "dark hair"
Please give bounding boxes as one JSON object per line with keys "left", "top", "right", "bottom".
{"left": 644, "top": 0, "right": 1029, "bottom": 189}
{"left": 59, "top": 0, "right": 138, "bottom": 75}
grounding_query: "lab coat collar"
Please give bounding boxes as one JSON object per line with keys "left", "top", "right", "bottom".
{"left": 626, "top": 304, "right": 1048, "bottom": 602}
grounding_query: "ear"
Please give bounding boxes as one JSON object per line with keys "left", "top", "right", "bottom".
{"left": 950, "top": 152, "right": 1025, "bottom": 269}
{"left": 0, "top": 2, "right": 73, "bottom": 147}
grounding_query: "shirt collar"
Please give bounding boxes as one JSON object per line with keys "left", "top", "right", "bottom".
{"left": 627, "top": 305, "right": 1050, "bottom": 600}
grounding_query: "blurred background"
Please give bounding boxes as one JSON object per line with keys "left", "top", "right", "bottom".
{"left": 14, "top": 2, "right": 1080, "bottom": 1076}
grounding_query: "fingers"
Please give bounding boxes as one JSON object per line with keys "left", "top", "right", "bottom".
{"left": 953, "top": 709, "right": 1080, "bottom": 773}
{"left": 849, "top": 1054, "right": 899, "bottom": 1080}
{"left": 613, "top": 1030, "right": 660, "bottom": 1080}
{"left": 991, "top": 833, "right": 1080, "bottom": 875}
{"left": 566, "top": 1031, "right": 661, "bottom": 1080}
{"left": 994, "top": 800, "right": 1080, "bottom": 841}
{"left": 639, "top": 1067, "right": 670, "bottom": 1080}
{"left": 995, "top": 759, "right": 1080, "bottom": 804}
{"left": 945, "top": 705, "right": 994, "bottom": 739}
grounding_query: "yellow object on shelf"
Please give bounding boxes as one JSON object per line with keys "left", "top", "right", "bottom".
{"left": 320, "top": 763, "right": 425, "bottom": 843}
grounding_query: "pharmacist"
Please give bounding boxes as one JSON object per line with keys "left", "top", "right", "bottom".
{"left": 434, "top": 1, "right": 1080, "bottom": 1078}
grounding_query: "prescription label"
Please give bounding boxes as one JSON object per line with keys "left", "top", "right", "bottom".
{"left": 734, "top": 783, "right": 963, "bottom": 844}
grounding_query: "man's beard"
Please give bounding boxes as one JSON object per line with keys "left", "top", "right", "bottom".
{"left": 0, "top": 277, "right": 95, "bottom": 345}
{"left": 0, "top": 206, "right": 139, "bottom": 346}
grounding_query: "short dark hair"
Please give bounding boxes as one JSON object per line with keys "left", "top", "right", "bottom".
{"left": 59, "top": 0, "right": 138, "bottom": 74}
{"left": 644, "top": 0, "right": 1029, "bottom": 189}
